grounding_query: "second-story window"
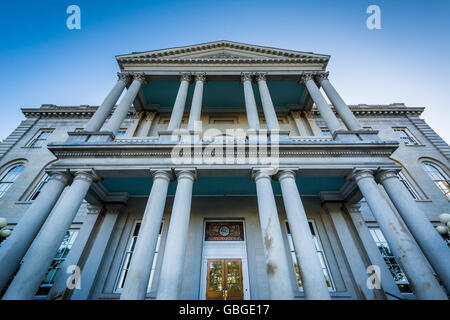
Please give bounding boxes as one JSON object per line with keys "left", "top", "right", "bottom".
{"left": 26, "top": 173, "right": 50, "bottom": 201}
{"left": 0, "top": 165, "right": 25, "bottom": 199}
{"left": 115, "top": 129, "right": 127, "bottom": 138}
{"left": 393, "top": 128, "right": 419, "bottom": 145}
{"left": 398, "top": 171, "right": 422, "bottom": 200}
{"left": 26, "top": 129, "right": 54, "bottom": 148}
{"left": 320, "top": 127, "right": 332, "bottom": 137}
{"left": 421, "top": 162, "right": 450, "bottom": 200}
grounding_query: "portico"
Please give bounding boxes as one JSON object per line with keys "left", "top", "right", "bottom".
{"left": 1, "top": 41, "right": 448, "bottom": 301}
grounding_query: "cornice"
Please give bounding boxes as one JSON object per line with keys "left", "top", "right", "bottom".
{"left": 21, "top": 104, "right": 424, "bottom": 119}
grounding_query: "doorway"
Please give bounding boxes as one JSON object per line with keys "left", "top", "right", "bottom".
{"left": 206, "top": 259, "right": 243, "bottom": 300}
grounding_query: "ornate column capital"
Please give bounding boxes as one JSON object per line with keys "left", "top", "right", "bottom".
{"left": 255, "top": 72, "right": 267, "bottom": 82}
{"left": 351, "top": 169, "right": 376, "bottom": 183}
{"left": 47, "top": 171, "right": 72, "bottom": 185}
{"left": 117, "top": 72, "right": 131, "bottom": 84}
{"left": 299, "top": 72, "right": 315, "bottom": 84}
{"left": 194, "top": 73, "right": 207, "bottom": 84}
{"left": 276, "top": 169, "right": 298, "bottom": 182}
{"left": 251, "top": 167, "right": 278, "bottom": 181}
{"left": 175, "top": 168, "right": 197, "bottom": 181}
{"left": 240, "top": 72, "right": 253, "bottom": 83}
{"left": 150, "top": 168, "right": 174, "bottom": 182}
{"left": 290, "top": 110, "right": 301, "bottom": 119}
{"left": 316, "top": 72, "right": 329, "bottom": 83}
{"left": 375, "top": 169, "right": 401, "bottom": 184}
{"left": 132, "top": 72, "right": 147, "bottom": 84}
{"left": 73, "top": 170, "right": 101, "bottom": 183}
{"left": 144, "top": 111, "right": 156, "bottom": 121}
{"left": 180, "top": 72, "right": 192, "bottom": 83}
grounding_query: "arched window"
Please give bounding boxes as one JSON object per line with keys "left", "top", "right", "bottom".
{"left": 0, "top": 165, "right": 25, "bottom": 199}
{"left": 421, "top": 162, "right": 450, "bottom": 200}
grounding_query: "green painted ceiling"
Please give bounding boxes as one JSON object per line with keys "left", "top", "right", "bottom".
{"left": 142, "top": 81, "right": 305, "bottom": 109}
{"left": 101, "top": 176, "right": 346, "bottom": 196}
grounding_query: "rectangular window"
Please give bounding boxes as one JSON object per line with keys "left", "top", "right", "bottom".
{"left": 26, "top": 129, "right": 54, "bottom": 147}
{"left": 398, "top": 171, "right": 422, "bottom": 200}
{"left": 369, "top": 227, "right": 412, "bottom": 293}
{"left": 393, "top": 128, "right": 419, "bottom": 145}
{"left": 285, "top": 221, "right": 335, "bottom": 292}
{"left": 115, "top": 221, "right": 163, "bottom": 293}
{"left": 34, "top": 229, "right": 79, "bottom": 299}
{"left": 26, "top": 174, "right": 50, "bottom": 201}
{"left": 115, "top": 129, "right": 127, "bottom": 138}
{"left": 320, "top": 127, "right": 332, "bottom": 137}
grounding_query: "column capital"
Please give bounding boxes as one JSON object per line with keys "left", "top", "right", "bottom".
{"left": 351, "top": 169, "right": 376, "bottom": 183}
{"left": 180, "top": 72, "right": 192, "bottom": 83}
{"left": 104, "top": 203, "right": 126, "bottom": 215}
{"left": 175, "top": 168, "right": 197, "bottom": 181}
{"left": 73, "top": 169, "right": 101, "bottom": 183}
{"left": 276, "top": 168, "right": 298, "bottom": 182}
{"left": 316, "top": 72, "right": 329, "bottom": 83}
{"left": 299, "top": 72, "right": 315, "bottom": 84}
{"left": 240, "top": 72, "right": 253, "bottom": 83}
{"left": 117, "top": 72, "right": 131, "bottom": 84}
{"left": 251, "top": 167, "right": 278, "bottom": 181}
{"left": 375, "top": 169, "right": 401, "bottom": 184}
{"left": 47, "top": 171, "right": 72, "bottom": 185}
{"left": 255, "top": 72, "right": 267, "bottom": 82}
{"left": 194, "top": 73, "right": 207, "bottom": 84}
{"left": 150, "top": 168, "right": 174, "bottom": 182}
{"left": 132, "top": 72, "right": 147, "bottom": 84}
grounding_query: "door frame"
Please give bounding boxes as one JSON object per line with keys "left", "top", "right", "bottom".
{"left": 199, "top": 219, "right": 250, "bottom": 300}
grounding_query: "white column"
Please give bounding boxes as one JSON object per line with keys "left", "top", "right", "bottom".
{"left": 317, "top": 72, "right": 362, "bottom": 131}
{"left": 187, "top": 73, "right": 206, "bottom": 131}
{"left": 255, "top": 73, "right": 280, "bottom": 130}
{"left": 101, "top": 73, "right": 146, "bottom": 136}
{"left": 345, "top": 203, "right": 403, "bottom": 300}
{"left": 84, "top": 73, "right": 129, "bottom": 132}
{"left": 353, "top": 170, "right": 447, "bottom": 300}
{"left": 325, "top": 202, "right": 380, "bottom": 300}
{"left": 168, "top": 73, "right": 191, "bottom": 131}
{"left": 377, "top": 170, "right": 450, "bottom": 292}
{"left": 277, "top": 170, "right": 330, "bottom": 299}
{"left": 241, "top": 73, "right": 260, "bottom": 130}
{"left": 134, "top": 112, "right": 156, "bottom": 137}
{"left": 2, "top": 171, "right": 97, "bottom": 300}
{"left": 301, "top": 73, "right": 343, "bottom": 134}
{"left": 121, "top": 170, "right": 172, "bottom": 300}
{"left": 157, "top": 169, "right": 196, "bottom": 299}
{"left": 0, "top": 172, "right": 71, "bottom": 293}
{"left": 252, "top": 169, "right": 294, "bottom": 299}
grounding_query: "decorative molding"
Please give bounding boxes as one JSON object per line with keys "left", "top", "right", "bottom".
{"left": 316, "top": 71, "right": 329, "bottom": 83}
{"left": 299, "top": 72, "right": 314, "bottom": 84}
{"left": 180, "top": 72, "right": 192, "bottom": 82}
{"left": 117, "top": 72, "right": 131, "bottom": 84}
{"left": 255, "top": 72, "right": 267, "bottom": 82}
{"left": 240, "top": 72, "right": 253, "bottom": 83}
{"left": 194, "top": 72, "right": 207, "bottom": 83}
{"left": 132, "top": 72, "right": 147, "bottom": 84}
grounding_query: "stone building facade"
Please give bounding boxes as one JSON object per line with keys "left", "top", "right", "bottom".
{"left": 0, "top": 41, "right": 449, "bottom": 300}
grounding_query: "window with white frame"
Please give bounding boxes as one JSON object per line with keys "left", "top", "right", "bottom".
{"left": 393, "top": 128, "right": 419, "bottom": 146}
{"left": 26, "top": 129, "right": 54, "bottom": 147}
{"left": 369, "top": 227, "right": 412, "bottom": 293}
{"left": 421, "top": 162, "right": 450, "bottom": 199}
{"left": 285, "top": 221, "right": 335, "bottom": 292}
{"left": 115, "top": 221, "right": 163, "bottom": 293}
{"left": 114, "top": 129, "right": 127, "bottom": 138}
{"left": 26, "top": 173, "right": 49, "bottom": 201}
{"left": 0, "top": 165, "right": 25, "bottom": 199}
{"left": 34, "top": 229, "right": 79, "bottom": 298}
{"left": 320, "top": 127, "right": 332, "bottom": 137}
{"left": 398, "top": 171, "right": 422, "bottom": 200}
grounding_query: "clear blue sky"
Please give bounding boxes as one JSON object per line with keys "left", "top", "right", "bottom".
{"left": 0, "top": 0, "right": 449, "bottom": 142}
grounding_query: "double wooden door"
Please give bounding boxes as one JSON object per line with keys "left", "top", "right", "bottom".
{"left": 206, "top": 259, "right": 243, "bottom": 300}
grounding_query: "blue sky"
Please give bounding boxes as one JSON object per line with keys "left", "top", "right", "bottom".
{"left": 0, "top": 0, "right": 449, "bottom": 141}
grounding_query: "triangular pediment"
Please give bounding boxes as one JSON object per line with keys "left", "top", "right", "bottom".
{"left": 116, "top": 40, "right": 329, "bottom": 64}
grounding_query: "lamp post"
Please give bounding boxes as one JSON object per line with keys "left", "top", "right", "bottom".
{"left": 0, "top": 217, "right": 11, "bottom": 242}
{"left": 436, "top": 213, "right": 450, "bottom": 244}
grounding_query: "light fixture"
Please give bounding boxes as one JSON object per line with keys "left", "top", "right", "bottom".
{"left": 435, "top": 213, "right": 450, "bottom": 241}
{"left": 0, "top": 217, "right": 11, "bottom": 239}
